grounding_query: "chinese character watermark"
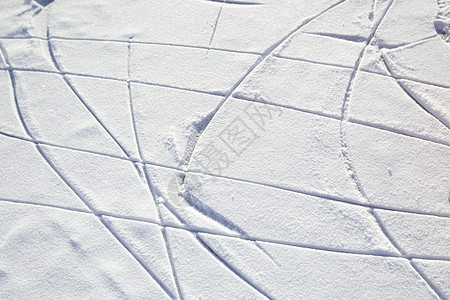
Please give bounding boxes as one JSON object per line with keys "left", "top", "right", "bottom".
{"left": 167, "top": 100, "right": 282, "bottom": 207}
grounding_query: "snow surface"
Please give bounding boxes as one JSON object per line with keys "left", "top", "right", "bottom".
{"left": 0, "top": 0, "right": 449, "bottom": 299}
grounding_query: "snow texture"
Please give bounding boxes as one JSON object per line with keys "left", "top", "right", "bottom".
{"left": 0, "top": 0, "right": 449, "bottom": 299}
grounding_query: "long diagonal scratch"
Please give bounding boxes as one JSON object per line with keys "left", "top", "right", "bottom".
{"left": 1, "top": 196, "right": 450, "bottom": 261}
{"left": 47, "top": 20, "right": 178, "bottom": 297}
{"left": 173, "top": 0, "right": 352, "bottom": 284}
{"left": 378, "top": 45, "right": 450, "bottom": 129}
{"left": 207, "top": 4, "right": 223, "bottom": 56}
{"left": 161, "top": 200, "right": 273, "bottom": 299}
{"left": 183, "top": 0, "right": 349, "bottom": 171}
{"left": 1, "top": 128, "right": 449, "bottom": 220}
{"left": 0, "top": 40, "right": 174, "bottom": 298}
{"left": 127, "top": 37, "right": 184, "bottom": 300}
{"left": 338, "top": 1, "right": 446, "bottom": 298}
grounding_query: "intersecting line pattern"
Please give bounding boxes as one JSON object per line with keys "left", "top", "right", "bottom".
{"left": 0, "top": 0, "right": 448, "bottom": 298}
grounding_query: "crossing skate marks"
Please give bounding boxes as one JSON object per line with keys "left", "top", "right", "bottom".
{"left": 0, "top": 0, "right": 449, "bottom": 299}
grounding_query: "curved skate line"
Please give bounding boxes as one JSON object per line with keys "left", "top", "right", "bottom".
{"left": 177, "top": 178, "right": 280, "bottom": 266}
{"left": 339, "top": 0, "right": 446, "bottom": 298}
{"left": 44, "top": 1, "right": 444, "bottom": 296}
{"left": 126, "top": 38, "right": 183, "bottom": 299}
{"left": 161, "top": 1, "right": 375, "bottom": 297}
{"left": 174, "top": 0, "right": 364, "bottom": 295}
{"left": 183, "top": 0, "right": 349, "bottom": 170}
{"left": 1, "top": 196, "right": 450, "bottom": 262}
{"left": 47, "top": 16, "right": 265, "bottom": 296}
{"left": 0, "top": 41, "right": 174, "bottom": 298}
{"left": 178, "top": 0, "right": 351, "bottom": 262}
{"left": 117, "top": 2, "right": 363, "bottom": 296}
{"left": 2, "top": 66, "right": 449, "bottom": 147}
{"left": 379, "top": 46, "right": 450, "bottom": 129}
{"left": 46, "top": 10, "right": 176, "bottom": 296}
{"left": 160, "top": 199, "right": 274, "bottom": 299}
{"left": 1, "top": 129, "right": 449, "bottom": 220}
{"left": 3, "top": 2, "right": 444, "bottom": 298}
{"left": 47, "top": 23, "right": 180, "bottom": 296}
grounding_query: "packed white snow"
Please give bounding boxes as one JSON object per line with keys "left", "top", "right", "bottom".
{"left": 0, "top": 0, "right": 449, "bottom": 299}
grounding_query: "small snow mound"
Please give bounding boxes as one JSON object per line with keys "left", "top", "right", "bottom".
{"left": 435, "top": 0, "right": 450, "bottom": 41}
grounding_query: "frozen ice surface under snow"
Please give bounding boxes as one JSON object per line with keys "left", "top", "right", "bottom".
{"left": 0, "top": 0, "right": 449, "bottom": 299}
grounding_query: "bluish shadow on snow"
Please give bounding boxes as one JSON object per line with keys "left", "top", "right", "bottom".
{"left": 34, "top": 0, "right": 54, "bottom": 7}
